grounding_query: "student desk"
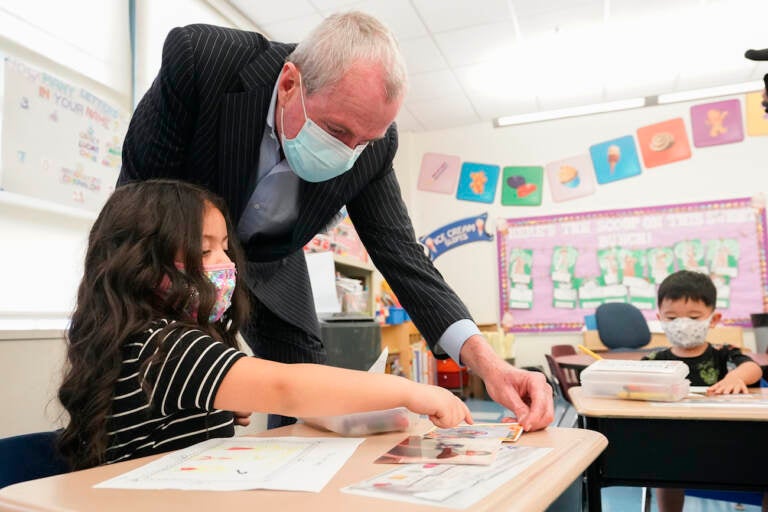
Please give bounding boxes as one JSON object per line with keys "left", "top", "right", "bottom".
{"left": 0, "top": 422, "right": 607, "bottom": 512}
{"left": 569, "top": 386, "right": 768, "bottom": 512}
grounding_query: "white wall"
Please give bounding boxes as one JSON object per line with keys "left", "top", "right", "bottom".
{"left": 0, "top": 0, "right": 131, "bottom": 96}
{"left": 133, "top": 0, "right": 233, "bottom": 101}
{"left": 0, "top": 0, "right": 245, "bottom": 437}
{"left": 394, "top": 95, "right": 768, "bottom": 369}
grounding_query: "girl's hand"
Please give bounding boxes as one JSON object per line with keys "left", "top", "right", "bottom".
{"left": 707, "top": 374, "right": 748, "bottom": 395}
{"left": 233, "top": 411, "right": 252, "bottom": 426}
{"left": 408, "top": 384, "right": 473, "bottom": 428}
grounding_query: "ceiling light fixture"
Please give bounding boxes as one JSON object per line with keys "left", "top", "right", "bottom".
{"left": 657, "top": 81, "right": 764, "bottom": 104}
{"left": 495, "top": 97, "right": 646, "bottom": 127}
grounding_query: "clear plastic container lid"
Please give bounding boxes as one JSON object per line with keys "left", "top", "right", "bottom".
{"left": 580, "top": 359, "right": 689, "bottom": 385}
{"left": 302, "top": 407, "right": 418, "bottom": 436}
{"left": 582, "top": 378, "right": 690, "bottom": 402}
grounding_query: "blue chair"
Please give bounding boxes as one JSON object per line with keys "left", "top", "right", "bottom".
{"left": 595, "top": 302, "right": 651, "bottom": 350}
{"left": 0, "top": 431, "right": 69, "bottom": 488}
{"left": 685, "top": 489, "right": 763, "bottom": 507}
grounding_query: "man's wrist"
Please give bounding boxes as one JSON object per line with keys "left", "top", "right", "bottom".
{"left": 459, "top": 334, "right": 505, "bottom": 380}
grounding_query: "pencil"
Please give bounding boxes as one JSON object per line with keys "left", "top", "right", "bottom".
{"left": 577, "top": 344, "right": 603, "bottom": 360}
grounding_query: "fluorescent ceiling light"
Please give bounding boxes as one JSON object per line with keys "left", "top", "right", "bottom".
{"left": 657, "top": 81, "right": 764, "bottom": 104}
{"left": 495, "top": 98, "right": 646, "bottom": 127}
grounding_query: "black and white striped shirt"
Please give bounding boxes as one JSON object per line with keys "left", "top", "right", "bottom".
{"left": 105, "top": 319, "right": 246, "bottom": 464}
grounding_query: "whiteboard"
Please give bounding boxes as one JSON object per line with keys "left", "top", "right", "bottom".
{"left": 1, "top": 57, "right": 129, "bottom": 211}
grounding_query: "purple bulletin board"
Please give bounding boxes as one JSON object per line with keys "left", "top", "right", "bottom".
{"left": 497, "top": 197, "right": 768, "bottom": 332}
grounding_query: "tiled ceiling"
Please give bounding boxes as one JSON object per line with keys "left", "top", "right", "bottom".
{"left": 224, "top": 0, "right": 768, "bottom": 132}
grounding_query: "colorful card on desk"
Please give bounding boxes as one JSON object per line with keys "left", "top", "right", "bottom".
{"left": 423, "top": 423, "right": 523, "bottom": 443}
{"left": 375, "top": 436, "right": 500, "bottom": 465}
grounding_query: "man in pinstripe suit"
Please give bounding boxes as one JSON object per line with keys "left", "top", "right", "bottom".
{"left": 119, "top": 12, "right": 553, "bottom": 430}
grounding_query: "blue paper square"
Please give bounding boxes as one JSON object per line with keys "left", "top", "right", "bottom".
{"left": 456, "top": 162, "right": 500, "bottom": 204}
{"left": 589, "top": 136, "right": 642, "bottom": 185}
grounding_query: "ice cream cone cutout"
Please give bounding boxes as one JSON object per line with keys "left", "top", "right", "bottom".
{"left": 607, "top": 145, "right": 620, "bottom": 173}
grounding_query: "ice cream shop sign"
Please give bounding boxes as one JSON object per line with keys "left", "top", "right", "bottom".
{"left": 419, "top": 213, "right": 493, "bottom": 260}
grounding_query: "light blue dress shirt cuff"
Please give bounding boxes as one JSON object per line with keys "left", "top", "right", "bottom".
{"left": 437, "top": 319, "right": 481, "bottom": 364}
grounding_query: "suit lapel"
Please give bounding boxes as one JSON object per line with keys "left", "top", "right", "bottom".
{"left": 218, "top": 42, "right": 294, "bottom": 223}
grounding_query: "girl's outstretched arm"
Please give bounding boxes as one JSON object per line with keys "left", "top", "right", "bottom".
{"left": 213, "top": 357, "right": 472, "bottom": 428}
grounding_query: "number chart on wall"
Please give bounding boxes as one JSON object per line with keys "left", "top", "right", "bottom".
{"left": 1, "top": 57, "right": 129, "bottom": 211}
{"left": 496, "top": 197, "right": 768, "bottom": 332}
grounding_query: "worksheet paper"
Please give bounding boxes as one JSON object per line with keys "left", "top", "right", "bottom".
{"left": 95, "top": 436, "right": 364, "bottom": 491}
{"left": 343, "top": 445, "right": 552, "bottom": 509}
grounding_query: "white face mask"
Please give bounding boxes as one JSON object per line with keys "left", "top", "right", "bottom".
{"left": 660, "top": 316, "right": 711, "bottom": 349}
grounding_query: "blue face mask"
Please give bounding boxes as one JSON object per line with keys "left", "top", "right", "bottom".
{"left": 280, "top": 74, "right": 367, "bottom": 183}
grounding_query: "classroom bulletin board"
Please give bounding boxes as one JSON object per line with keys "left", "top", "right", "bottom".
{"left": 1, "top": 57, "right": 129, "bottom": 211}
{"left": 497, "top": 197, "right": 768, "bottom": 332}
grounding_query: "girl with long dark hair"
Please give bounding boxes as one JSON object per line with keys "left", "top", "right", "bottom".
{"left": 58, "top": 180, "right": 471, "bottom": 470}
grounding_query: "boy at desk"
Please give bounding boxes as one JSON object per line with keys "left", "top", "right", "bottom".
{"left": 643, "top": 270, "right": 762, "bottom": 512}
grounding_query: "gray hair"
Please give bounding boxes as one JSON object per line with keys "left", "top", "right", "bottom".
{"left": 287, "top": 11, "right": 408, "bottom": 101}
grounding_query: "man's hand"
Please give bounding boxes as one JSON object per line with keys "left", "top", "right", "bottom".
{"left": 460, "top": 335, "right": 554, "bottom": 431}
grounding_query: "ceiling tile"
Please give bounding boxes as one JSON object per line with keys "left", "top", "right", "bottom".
{"left": 511, "top": 0, "right": 602, "bottom": 39}
{"left": 262, "top": 14, "right": 324, "bottom": 42}
{"left": 399, "top": 37, "right": 448, "bottom": 74}
{"left": 433, "top": 21, "right": 517, "bottom": 67}
{"left": 453, "top": 63, "right": 539, "bottom": 119}
{"left": 608, "top": 0, "right": 700, "bottom": 22}
{"left": 536, "top": 87, "right": 603, "bottom": 111}
{"left": 406, "top": 70, "right": 463, "bottom": 102}
{"left": 394, "top": 106, "right": 424, "bottom": 132}
{"left": 335, "top": 0, "right": 428, "bottom": 40}
{"left": 231, "top": 0, "right": 317, "bottom": 25}
{"left": 229, "top": 0, "right": 768, "bottom": 133}
{"left": 411, "top": 0, "right": 512, "bottom": 34}
{"left": 407, "top": 95, "right": 481, "bottom": 130}
{"left": 308, "top": 0, "right": 362, "bottom": 11}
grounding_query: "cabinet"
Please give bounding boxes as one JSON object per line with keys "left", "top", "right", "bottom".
{"left": 333, "top": 254, "right": 376, "bottom": 316}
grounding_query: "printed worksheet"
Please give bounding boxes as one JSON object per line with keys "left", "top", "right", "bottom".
{"left": 95, "top": 436, "right": 364, "bottom": 491}
{"left": 344, "top": 445, "right": 552, "bottom": 509}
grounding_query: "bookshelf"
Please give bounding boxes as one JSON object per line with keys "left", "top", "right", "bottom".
{"left": 380, "top": 321, "right": 420, "bottom": 379}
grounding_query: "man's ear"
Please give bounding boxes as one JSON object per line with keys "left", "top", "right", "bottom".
{"left": 276, "top": 62, "right": 300, "bottom": 106}
{"left": 709, "top": 312, "right": 722, "bottom": 327}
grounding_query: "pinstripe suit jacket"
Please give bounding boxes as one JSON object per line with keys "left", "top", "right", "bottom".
{"left": 119, "top": 24, "right": 472, "bottom": 357}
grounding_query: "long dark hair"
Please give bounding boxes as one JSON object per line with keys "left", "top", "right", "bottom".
{"left": 58, "top": 180, "right": 249, "bottom": 470}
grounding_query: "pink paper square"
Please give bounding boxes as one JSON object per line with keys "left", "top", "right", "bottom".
{"left": 418, "top": 153, "right": 460, "bottom": 194}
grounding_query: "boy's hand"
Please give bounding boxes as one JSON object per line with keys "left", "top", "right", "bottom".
{"left": 707, "top": 374, "right": 748, "bottom": 395}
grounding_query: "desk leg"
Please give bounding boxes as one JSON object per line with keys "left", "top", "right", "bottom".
{"left": 585, "top": 459, "right": 602, "bottom": 512}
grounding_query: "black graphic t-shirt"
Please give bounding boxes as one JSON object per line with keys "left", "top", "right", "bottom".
{"left": 643, "top": 344, "right": 754, "bottom": 386}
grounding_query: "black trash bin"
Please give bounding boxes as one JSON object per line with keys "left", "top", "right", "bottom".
{"left": 750, "top": 313, "right": 768, "bottom": 353}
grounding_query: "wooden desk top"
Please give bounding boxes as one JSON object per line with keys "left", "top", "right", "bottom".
{"left": 0, "top": 423, "right": 607, "bottom": 512}
{"left": 557, "top": 352, "right": 768, "bottom": 369}
{"left": 570, "top": 386, "right": 768, "bottom": 421}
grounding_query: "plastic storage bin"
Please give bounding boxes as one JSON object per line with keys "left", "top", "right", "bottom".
{"left": 580, "top": 359, "right": 690, "bottom": 401}
{"left": 386, "top": 306, "right": 407, "bottom": 325}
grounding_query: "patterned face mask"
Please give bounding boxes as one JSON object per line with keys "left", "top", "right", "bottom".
{"left": 200, "top": 262, "right": 237, "bottom": 323}
{"left": 169, "top": 262, "right": 237, "bottom": 323}
{"left": 660, "top": 316, "right": 711, "bottom": 349}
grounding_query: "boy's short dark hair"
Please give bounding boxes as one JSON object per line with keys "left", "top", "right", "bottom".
{"left": 657, "top": 270, "right": 716, "bottom": 308}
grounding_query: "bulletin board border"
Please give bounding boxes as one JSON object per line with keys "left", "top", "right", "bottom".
{"left": 497, "top": 197, "right": 768, "bottom": 332}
